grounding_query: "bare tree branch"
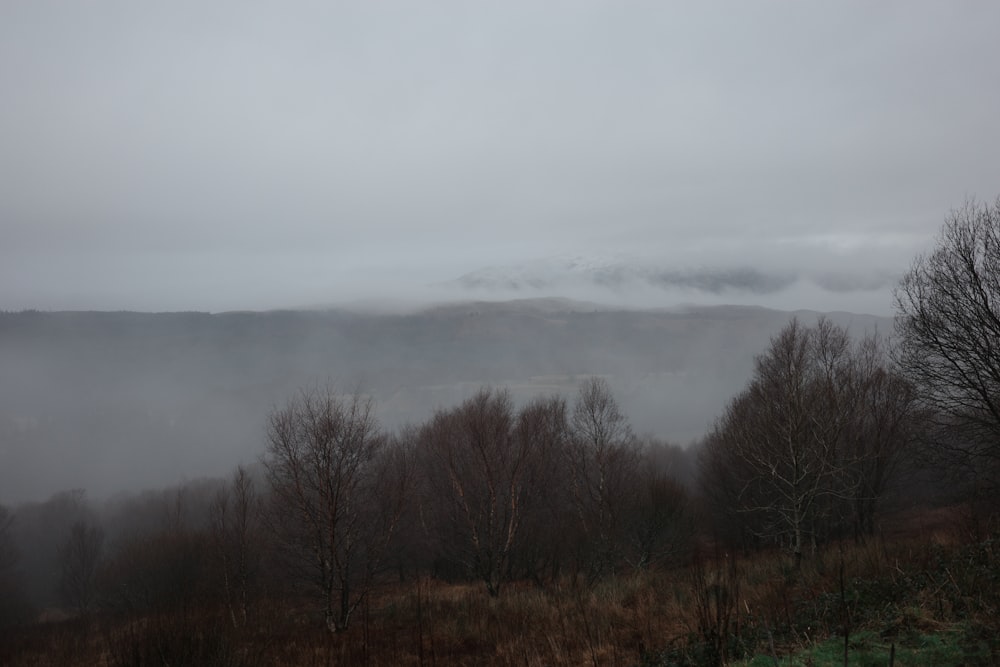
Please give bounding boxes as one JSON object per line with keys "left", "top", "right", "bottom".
{"left": 263, "top": 386, "right": 410, "bottom": 632}
{"left": 894, "top": 196, "right": 1000, "bottom": 483}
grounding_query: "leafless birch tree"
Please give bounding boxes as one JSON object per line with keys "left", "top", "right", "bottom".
{"left": 701, "top": 319, "right": 854, "bottom": 567}
{"left": 263, "top": 387, "right": 410, "bottom": 632}
{"left": 211, "top": 465, "right": 263, "bottom": 627}
{"left": 418, "top": 388, "right": 562, "bottom": 597}
{"left": 567, "top": 377, "right": 640, "bottom": 581}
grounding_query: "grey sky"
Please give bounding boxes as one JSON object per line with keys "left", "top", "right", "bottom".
{"left": 2, "top": 1, "right": 998, "bottom": 313}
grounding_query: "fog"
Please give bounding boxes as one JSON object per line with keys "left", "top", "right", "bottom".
{"left": 0, "top": 303, "right": 890, "bottom": 504}
{"left": 2, "top": 2, "right": 999, "bottom": 312}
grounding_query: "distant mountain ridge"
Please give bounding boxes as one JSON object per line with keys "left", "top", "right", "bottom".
{"left": 0, "top": 300, "right": 892, "bottom": 503}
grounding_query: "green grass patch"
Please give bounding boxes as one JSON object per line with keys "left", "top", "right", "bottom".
{"left": 740, "top": 624, "right": 996, "bottom": 666}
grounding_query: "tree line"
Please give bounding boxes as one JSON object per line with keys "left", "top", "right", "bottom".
{"left": 258, "top": 378, "right": 696, "bottom": 631}
{"left": 0, "top": 379, "right": 695, "bottom": 632}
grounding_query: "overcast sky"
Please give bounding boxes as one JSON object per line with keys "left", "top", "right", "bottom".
{"left": 2, "top": 1, "right": 998, "bottom": 313}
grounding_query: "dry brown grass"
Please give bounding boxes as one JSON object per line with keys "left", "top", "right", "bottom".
{"left": 340, "top": 574, "right": 692, "bottom": 667}
{"left": 3, "top": 518, "right": 998, "bottom": 667}
{"left": 0, "top": 572, "right": 694, "bottom": 667}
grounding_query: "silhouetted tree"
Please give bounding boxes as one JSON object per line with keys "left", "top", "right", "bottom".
{"left": 567, "top": 377, "right": 640, "bottom": 581}
{"left": 507, "top": 395, "right": 571, "bottom": 585}
{"left": 418, "top": 388, "right": 560, "bottom": 597}
{"left": 840, "top": 334, "right": 921, "bottom": 538}
{"left": 263, "top": 387, "right": 410, "bottom": 631}
{"left": 11, "top": 489, "right": 92, "bottom": 609}
{"left": 57, "top": 521, "right": 104, "bottom": 614}
{"left": 700, "top": 319, "right": 855, "bottom": 567}
{"left": 0, "top": 506, "right": 14, "bottom": 575}
{"left": 697, "top": 431, "right": 757, "bottom": 552}
{"left": 0, "top": 505, "right": 32, "bottom": 628}
{"left": 211, "top": 466, "right": 263, "bottom": 627}
{"left": 894, "top": 196, "right": 1000, "bottom": 485}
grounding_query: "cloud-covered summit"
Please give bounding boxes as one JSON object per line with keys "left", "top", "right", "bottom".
{"left": 453, "top": 257, "right": 792, "bottom": 294}
{"left": 446, "top": 255, "right": 899, "bottom": 313}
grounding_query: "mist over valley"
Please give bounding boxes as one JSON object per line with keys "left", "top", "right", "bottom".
{"left": 0, "top": 298, "right": 890, "bottom": 504}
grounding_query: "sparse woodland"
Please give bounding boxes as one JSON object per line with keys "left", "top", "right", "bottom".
{"left": 3, "top": 200, "right": 1000, "bottom": 665}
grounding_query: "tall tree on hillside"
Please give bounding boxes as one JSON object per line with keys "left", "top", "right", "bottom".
{"left": 840, "top": 334, "right": 921, "bottom": 538}
{"left": 263, "top": 388, "right": 411, "bottom": 632}
{"left": 701, "top": 319, "right": 855, "bottom": 567}
{"left": 894, "top": 197, "right": 1000, "bottom": 483}
{"left": 211, "top": 466, "right": 264, "bottom": 628}
{"left": 0, "top": 506, "right": 14, "bottom": 575}
{"left": 0, "top": 505, "right": 32, "bottom": 627}
{"left": 702, "top": 319, "right": 924, "bottom": 559}
{"left": 507, "top": 395, "right": 572, "bottom": 584}
{"left": 567, "top": 377, "right": 640, "bottom": 581}
{"left": 418, "top": 389, "right": 563, "bottom": 597}
{"left": 57, "top": 521, "right": 105, "bottom": 614}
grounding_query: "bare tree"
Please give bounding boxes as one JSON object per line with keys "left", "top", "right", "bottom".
{"left": 263, "top": 387, "right": 410, "bottom": 632}
{"left": 13, "top": 489, "right": 92, "bottom": 608}
{"left": 623, "top": 468, "right": 693, "bottom": 570}
{"left": 894, "top": 196, "right": 1000, "bottom": 480}
{"left": 840, "top": 334, "right": 921, "bottom": 538}
{"left": 698, "top": 430, "right": 758, "bottom": 551}
{"left": 567, "top": 377, "right": 640, "bottom": 581}
{"left": 0, "top": 504, "right": 32, "bottom": 628}
{"left": 58, "top": 521, "right": 105, "bottom": 614}
{"left": 418, "top": 388, "right": 562, "bottom": 597}
{"left": 700, "top": 319, "right": 855, "bottom": 567}
{"left": 211, "top": 465, "right": 263, "bottom": 628}
{"left": 509, "top": 395, "right": 571, "bottom": 584}
{"left": 0, "top": 506, "right": 14, "bottom": 575}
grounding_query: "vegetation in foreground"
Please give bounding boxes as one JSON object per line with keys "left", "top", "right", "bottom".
{"left": 2, "top": 522, "right": 999, "bottom": 666}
